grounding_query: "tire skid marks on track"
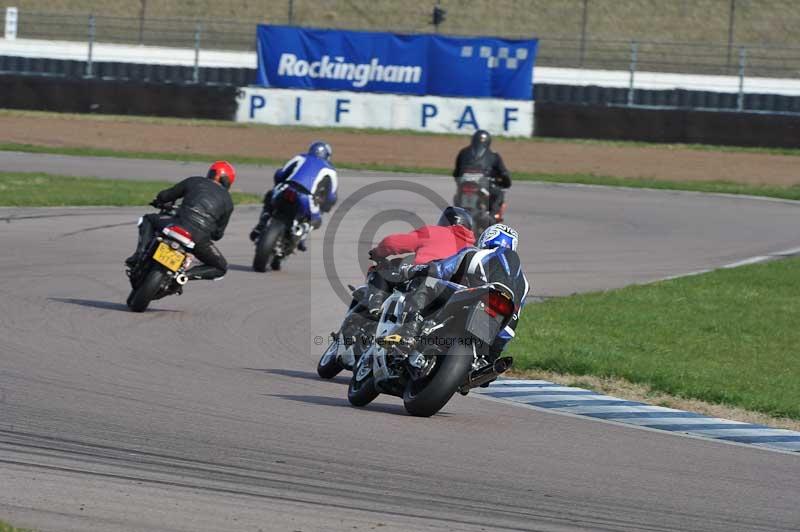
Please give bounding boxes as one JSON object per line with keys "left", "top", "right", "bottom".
{"left": 477, "top": 380, "right": 800, "bottom": 453}
{"left": 0, "top": 430, "right": 665, "bottom": 532}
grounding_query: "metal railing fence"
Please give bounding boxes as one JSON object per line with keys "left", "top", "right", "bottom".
{"left": 5, "top": 8, "right": 800, "bottom": 78}
{"left": 3, "top": 7, "right": 800, "bottom": 113}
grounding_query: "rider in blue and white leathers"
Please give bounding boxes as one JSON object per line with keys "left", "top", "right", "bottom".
{"left": 397, "top": 224, "right": 529, "bottom": 359}
{"left": 250, "top": 141, "right": 338, "bottom": 251}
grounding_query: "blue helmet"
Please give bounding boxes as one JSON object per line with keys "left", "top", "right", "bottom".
{"left": 478, "top": 224, "right": 519, "bottom": 252}
{"left": 308, "top": 141, "right": 332, "bottom": 161}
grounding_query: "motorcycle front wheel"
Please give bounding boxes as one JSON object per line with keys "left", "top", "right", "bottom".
{"left": 403, "top": 342, "right": 472, "bottom": 417}
{"left": 347, "top": 357, "right": 379, "bottom": 407}
{"left": 127, "top": 267, "right": 166, "bottom": 313}
{"left": 317, "top": 337, "right": 344, "bottom": 379}
{"left": 253, "top": 219, "right": 285, "bottom": 272}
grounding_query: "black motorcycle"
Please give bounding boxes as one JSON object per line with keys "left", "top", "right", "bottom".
{"left": 347, "top": 277, "right": 516, "bottom": 417}
{"left": 126, "top": 205, "right": 194, "bottom": 313}
{"left": 252, "top": 180, "right": 313, "bottom": 272}
{"left": 454, "top": 172, "right": 497, "bottom": 238}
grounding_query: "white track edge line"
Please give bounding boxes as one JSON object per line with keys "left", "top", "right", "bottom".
{"left": 469, "top": 392, "right": 799, "bottom": 456}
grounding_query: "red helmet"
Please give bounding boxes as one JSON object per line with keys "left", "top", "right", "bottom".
{"left": 207, "top": 161, "right": 236, "bottom": 189}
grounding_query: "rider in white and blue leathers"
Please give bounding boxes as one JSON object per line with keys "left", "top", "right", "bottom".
{"left": 397, "top": 224, "right": 529, "bottom": 358}
{"left": 250, "top": 141, "right": 338, "bottom": 251}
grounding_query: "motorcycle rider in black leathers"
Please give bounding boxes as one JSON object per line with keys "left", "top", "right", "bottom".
{"left": 453, "top": 130, "right": 511, "bottom": 221}
{"left": 125, "top": 161, "right": 235, "bottom": 281}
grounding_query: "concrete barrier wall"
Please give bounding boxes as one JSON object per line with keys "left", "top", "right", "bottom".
{"left": 3, "top": 75, "right": 799, "bottom": 148}
{"left": 535, "top": 102, "right": 800, "bottom": 148}
{"left": 0, "top": 75, "right": 237, "bottom": 119}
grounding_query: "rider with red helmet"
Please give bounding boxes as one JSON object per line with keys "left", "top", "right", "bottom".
{"left": 126, "top": 161, "right": 236, "bottom": 281}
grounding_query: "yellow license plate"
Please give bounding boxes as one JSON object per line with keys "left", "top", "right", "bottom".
{"left": 153, "top": 242, "right": 186, "bottom": 272}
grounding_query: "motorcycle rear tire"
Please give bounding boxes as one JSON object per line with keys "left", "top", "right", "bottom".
{"left": 127, "top": 268, "right": 166, "bottom": 313}
{"left": 253, "top": 219, "right": 284, "bottom": 273}
{"left": 403, "top": 342, "right": 472, "bottom": 417}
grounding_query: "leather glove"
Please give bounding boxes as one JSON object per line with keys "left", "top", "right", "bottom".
{"left": 398, "top": 263, "right": 428, "bottom": 281}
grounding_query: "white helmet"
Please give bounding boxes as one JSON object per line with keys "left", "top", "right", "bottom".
{"left": 478, "top": 223, "right": 519, "bottom": 251}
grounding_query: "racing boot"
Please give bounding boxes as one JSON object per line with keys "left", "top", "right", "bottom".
{"left": 124, "top": 253, "right": 140, "bottom": 269}
{"left": 379, "top": 311, "right": 424, "bottom": 350}
{"left": 127, "top": 215, "right": 156, "bottom": 267}
{"left": 186, "top": 265, "right": 225, "bottom": 281}
{"left": 124, "top": 240, "right": 147, "bottom": 269}
{"left": 299, "top": 219, "right": 319, "bottom": 252}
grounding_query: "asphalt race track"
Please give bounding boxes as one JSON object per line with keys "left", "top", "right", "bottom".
{"left": 1, "top": 151, "right": 799, "bottom": 531}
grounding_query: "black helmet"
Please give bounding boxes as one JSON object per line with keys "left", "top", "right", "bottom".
{"left": 438, "top": 206, "right": 473, "bottom": 231}
{"left": 308, "top": 141, "right": 332, "bottom": 161}
{"left": 470, "top": 130, "right": 491, "bottom": 158}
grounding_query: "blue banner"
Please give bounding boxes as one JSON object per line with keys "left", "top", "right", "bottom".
{"left": 256, "top": 25, "right": 537, "bottom": 100}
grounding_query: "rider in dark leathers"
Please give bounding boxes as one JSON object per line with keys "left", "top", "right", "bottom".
{"left": 126, "top": 161, "right": 235, "bottom": 281}
{"left": 393, "top": 224, "right": 528, "bottom": 359}
{"left": 453, "top": 130, "right": 511, "bottom": 221}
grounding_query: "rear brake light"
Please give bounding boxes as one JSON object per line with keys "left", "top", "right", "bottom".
{"left": 483, "top": 292, "right": 514, "bottom": 318}
{"left": 283, "top": 188, "right": 297, "bottom": 203}
{"left": 462, "top": 183, "right": 478, "bottom": 193}
{"left": 162, "top": 225, "right": 195, "bottom": 249}
{"left": 167, "top": 225, "right": 192, "bottom": 239}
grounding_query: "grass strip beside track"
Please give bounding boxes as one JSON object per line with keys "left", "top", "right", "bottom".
{"left": 4, "top": 143, "right": 800, "bottom": 201}
{"left": 0, "top": 521, "right": 34, "bottom": 532}
{"left": 0, "top": 172, "right": 260, "bottom": 207}
{"left": 508, "top": 258, "right": 800, "bottom": 420}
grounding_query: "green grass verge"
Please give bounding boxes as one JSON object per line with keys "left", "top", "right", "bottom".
{"left": 508, "top": 258, "right": 800, "bottom": 419}
{"left": 0, "top": 520, "right": 34, "bottom": 532}
{"left": 519, "top": 173, "right": 800, "bottom": 201}
{"left": 4, "top": 142, "right": 800, "bottom": 201}
{"left": 0, "top": 172, "right": 260, "bottom": 207}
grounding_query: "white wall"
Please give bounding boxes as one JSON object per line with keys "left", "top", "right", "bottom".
{"left": 0, "top": 38, "right": 254, "bottom": 68}
{"left": 235, "top": 87, "right": 534, "bottom": 137}
{"left": 3, "top": 37, "right": 800, "bottom": 96}
{"left": 535, "top": 66, "right": 800, "bottom": 96}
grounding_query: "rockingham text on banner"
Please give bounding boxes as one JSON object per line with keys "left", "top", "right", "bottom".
{"left": 256, "top": 25, "right": 537, "bottom": 100}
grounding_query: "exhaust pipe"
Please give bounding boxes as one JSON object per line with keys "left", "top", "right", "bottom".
{"left": 493, "top": 356, "right": 513, "bottom": 374}
{"left": 175, "top": 273, "right": 189, "bottom": 285}
{"left": 464, "top": 356, "right": 514, "bottom": 390}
